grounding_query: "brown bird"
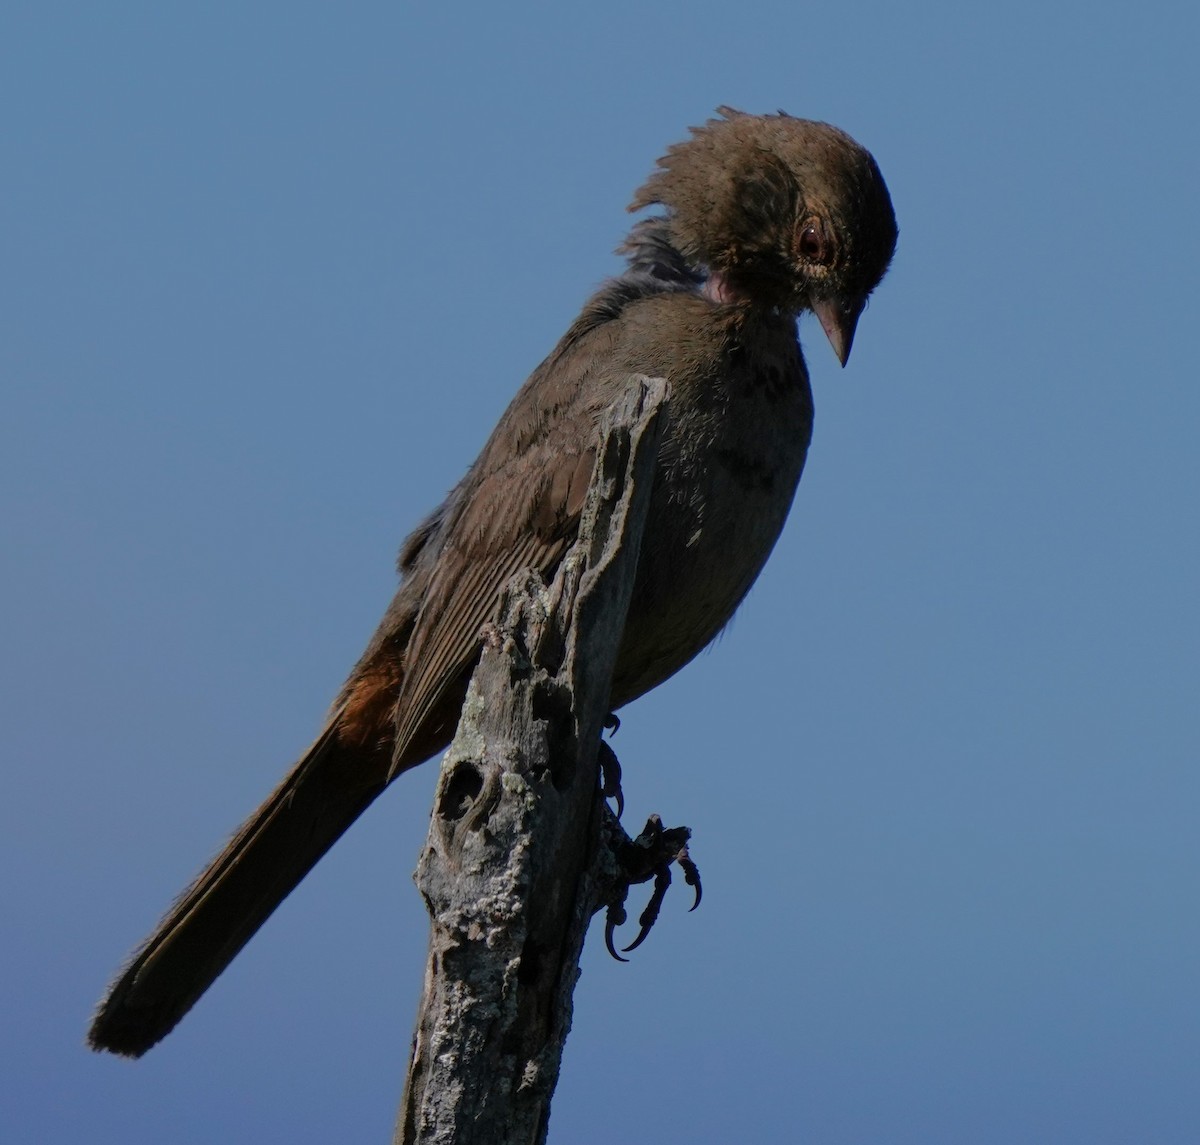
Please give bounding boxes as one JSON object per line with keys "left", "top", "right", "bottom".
{"left": 89, "top": 108, "right": 897, "bottom": 1057}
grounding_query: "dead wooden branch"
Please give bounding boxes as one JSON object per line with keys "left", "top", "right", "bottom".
{"left": 394, "top": 376, "right": 671, "bottom": 1145}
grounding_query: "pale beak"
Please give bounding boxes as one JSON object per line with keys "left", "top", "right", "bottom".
{"left": 812, "top": 296, "right": 865, "bottom": 367}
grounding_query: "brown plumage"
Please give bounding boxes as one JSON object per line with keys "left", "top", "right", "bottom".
{"left": 89, "top": 109, "right": 897, "bottom": 1057}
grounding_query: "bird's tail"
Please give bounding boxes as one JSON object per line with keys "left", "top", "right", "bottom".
{"left": 88, "top": 720, "right": 389, "bottom": 1057}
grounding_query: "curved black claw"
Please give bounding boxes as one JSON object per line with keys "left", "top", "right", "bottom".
{"left": 603, "top": 712, "right": 621, "bottom": 736}
{"left": 597, "top": 740, "right": 624, "bottom": 819}
{"left": 622, "top": 864, "right": 672, "bottom": 953}
{"left": 680, "top": 846, "right": 702, "bottom": 911}
{"left": 605, "top": 897, "right": 630, "bottom": 962}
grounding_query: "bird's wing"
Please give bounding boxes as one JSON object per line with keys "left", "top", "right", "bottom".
{"left": 389, "top": 356, "right": 616, "bottom": 764}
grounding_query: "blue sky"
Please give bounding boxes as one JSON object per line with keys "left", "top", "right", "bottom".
{"left": 3, "top": 3, "right": 1198, "bottom": 1142}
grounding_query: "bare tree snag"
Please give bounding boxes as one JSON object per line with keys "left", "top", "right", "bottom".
{"left": 394, "top": 376, "right": 670, "bottom": 1145}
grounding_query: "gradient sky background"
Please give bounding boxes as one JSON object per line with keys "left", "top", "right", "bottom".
{"left": 4, "top": 3, "right": 1198, "bottom": 1142}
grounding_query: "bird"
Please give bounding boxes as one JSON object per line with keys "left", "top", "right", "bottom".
{"left": 89, "top": 108, "right": 897, "bottom": 1058}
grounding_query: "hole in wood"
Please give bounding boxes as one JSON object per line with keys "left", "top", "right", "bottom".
{"left": 437, "top": 760, "right": 484, "bottom": 821}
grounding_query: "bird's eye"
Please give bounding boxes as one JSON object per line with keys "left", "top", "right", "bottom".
{"left": 798, "top": 220, "right": 835, "bottom": 266}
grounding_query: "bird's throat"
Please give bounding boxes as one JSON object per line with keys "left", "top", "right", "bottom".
{"left": 701, "top": 271, "right": 742, "bottom": 306}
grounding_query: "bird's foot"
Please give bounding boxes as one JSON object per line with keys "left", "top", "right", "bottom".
{"left": 604, "top": 814, "right": 701, "bottom": 961}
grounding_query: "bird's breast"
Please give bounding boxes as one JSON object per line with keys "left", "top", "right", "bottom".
{"left": 610, "top": 319, "right": 813, "bottom": 706}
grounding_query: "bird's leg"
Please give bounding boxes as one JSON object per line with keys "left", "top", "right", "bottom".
{"left": 597, "top": 740, "right": 624, "bottom": 819}
{"left": 603, "top": 814, "right": 701, "bottom": 960}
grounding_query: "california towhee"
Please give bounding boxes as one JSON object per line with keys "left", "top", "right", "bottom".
{"left": 90, "top": 108, "right": 897, "bottom": 1057}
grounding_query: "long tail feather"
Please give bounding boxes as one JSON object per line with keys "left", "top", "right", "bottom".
{"left": 89, "top": 722, "right": 387, "bottom": 1057}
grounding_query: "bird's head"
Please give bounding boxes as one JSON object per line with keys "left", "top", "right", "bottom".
{"left": 629, "top": 108, "right": 897, "bottom": 365}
